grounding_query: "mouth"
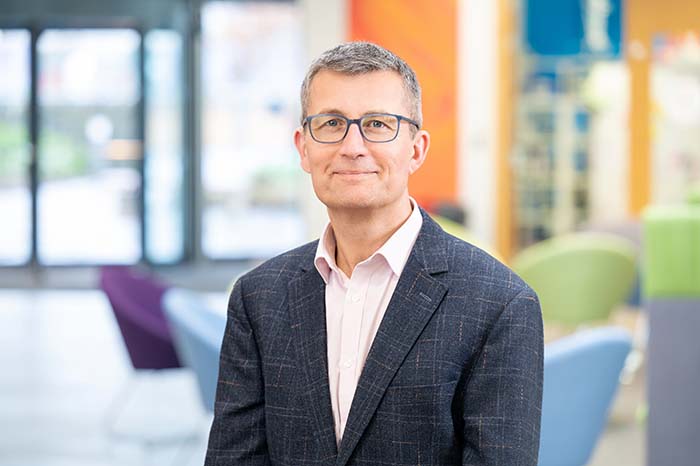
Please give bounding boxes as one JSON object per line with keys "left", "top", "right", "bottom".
{"left": 332, "top": 170, "right": 377, "bottom": 176}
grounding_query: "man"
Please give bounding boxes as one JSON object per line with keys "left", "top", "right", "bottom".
{"left": 205, "top": 42, "right": 543, "bottom": 466}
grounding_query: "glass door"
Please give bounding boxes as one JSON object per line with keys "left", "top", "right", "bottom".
{"left": 0, "top": 29, "right": 31, "bottom": 265}
{"left": 36, "top": 28, "right": 142, "bottom": 264}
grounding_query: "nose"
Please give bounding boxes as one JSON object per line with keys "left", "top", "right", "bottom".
{"left": 339, "top": 121, "right": 368, "bottom": 158}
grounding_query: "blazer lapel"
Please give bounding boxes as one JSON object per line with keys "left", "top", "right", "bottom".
{"left": 335, "top": 213, "right": 449, "bottom": 466}
{"left": 288, "top": 264, "right": 338, "bottom": 461}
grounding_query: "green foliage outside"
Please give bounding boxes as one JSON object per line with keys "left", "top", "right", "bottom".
{"left": 0, "top": 121, "right": 89, "bottom": 180}
{"left": 0, "top": 123, "right": 27, "bottom": 180}
{"left": 250, "top": 163, "right": 300, "bottom": 207}
{"left": 38, "top": 132, "right": 89, "bottom": 179}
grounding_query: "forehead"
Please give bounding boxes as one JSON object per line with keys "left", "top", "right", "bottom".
{"left": 307, "top": 69, "right": 410, "bottom": 116}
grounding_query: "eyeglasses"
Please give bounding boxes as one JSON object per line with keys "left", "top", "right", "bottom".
{"left": 303, "top": 113, "right": 420, "bottom": 144}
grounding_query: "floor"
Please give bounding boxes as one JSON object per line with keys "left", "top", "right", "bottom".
{"left": 0, "top": 289, "right": 646, "bottom": 466}
{"left": 0, "top": 289, "right": 213, "bottom": 466}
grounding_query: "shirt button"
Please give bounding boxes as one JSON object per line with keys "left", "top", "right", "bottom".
{"left": 341, "top": 358, "right": 355, "bottom": 369}
{"left": 351, "top": 293, "right": 361, "bottom": 303}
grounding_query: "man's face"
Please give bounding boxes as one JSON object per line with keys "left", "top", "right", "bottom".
{"left": 294, "top": 70, "right": 429, "bottom": 214}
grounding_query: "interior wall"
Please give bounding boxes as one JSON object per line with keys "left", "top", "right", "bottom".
{"left": 627, "top": 0, "right": 700, "bottom": 214}
{"left": 496, "top": 0, "right": 515, "bottom": 259}
{"left": 459, "top": 0, "right": 499, "bottom": 249}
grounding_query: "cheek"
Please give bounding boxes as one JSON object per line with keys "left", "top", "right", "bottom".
{"left": 387, "top": 153, "right": 414, "bottom": 179}
{"left": 302, "top": 150, "right": 329, "bottom": 176}
{"left": 306, "top": 159, "right": 331, "bottom": 187}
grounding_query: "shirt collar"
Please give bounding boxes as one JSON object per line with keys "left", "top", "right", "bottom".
{"left": 314, "top": 222, "right": 339, "bottom": 284}
{"left": 314, "top": 197, "right": 423, "bottom": 284}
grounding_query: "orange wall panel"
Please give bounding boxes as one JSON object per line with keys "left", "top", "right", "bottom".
{"left": 350, "top": 0, "right": 458, "bottom": 206}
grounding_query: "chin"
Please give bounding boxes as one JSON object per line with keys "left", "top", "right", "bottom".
{"left": 319, "top": 193, "right": 381, "bottom": 211}
{"left": 327, "top": 199, "right": 377, "bottom": 211}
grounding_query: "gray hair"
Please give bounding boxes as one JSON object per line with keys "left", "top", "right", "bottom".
{"left": 300, "top": 41, "right": 422, "bottom": 127}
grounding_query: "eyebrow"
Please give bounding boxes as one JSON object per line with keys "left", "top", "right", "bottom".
{"left": 313, "top": 109, "right": 392, "bottom": 117}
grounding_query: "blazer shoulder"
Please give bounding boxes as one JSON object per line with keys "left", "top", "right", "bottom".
{"left": 237, "top": 239, "right": 318, "bottom": 289}
{"left": 436, "top": 235, "right": 541, "bottom": 337}
{"left": 441, "top": 231, "right": 532, "bottom": 297}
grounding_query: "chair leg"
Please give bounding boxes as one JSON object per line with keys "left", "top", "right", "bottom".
{"left": 104, "top": 368, "right": 204, "bottom": 445}
{"left": 620, "top": 310, "right": 648, "bottom": 385}
{"left": 166, "top": 428, "right": 205, "bottom": 466}
{"left": 102, "top": 372, "right": 136, "bottom": 437}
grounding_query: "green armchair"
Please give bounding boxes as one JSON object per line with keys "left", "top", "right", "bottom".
{"left": 511, "top": 233, "right": 637, "bottom": 326}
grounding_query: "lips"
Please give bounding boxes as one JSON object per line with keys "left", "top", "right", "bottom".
{"left": 333, "top": 170, "right": 377, "bottom": 175}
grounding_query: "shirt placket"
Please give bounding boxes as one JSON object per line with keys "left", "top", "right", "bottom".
{"left": 336, "top": 265, "right": 368, "bottom": 437}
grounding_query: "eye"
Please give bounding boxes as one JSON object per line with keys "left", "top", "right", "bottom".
{"left": 366, "top": 119, "right": 387, "bottom": 128}
{"left": 311, "top": 115, "right": 346, "bottom": 132}
{"left": 318, "top": 117, "right": 345, "bottom": 128}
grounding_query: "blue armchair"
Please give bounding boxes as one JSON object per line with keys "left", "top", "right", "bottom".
{"left": 539, "top": 327, "right": 632, "bottom": 466}
{"left": 162, "top": 288, "right": 227, "bottom": 413}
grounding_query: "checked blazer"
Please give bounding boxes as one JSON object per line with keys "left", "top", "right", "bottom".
{"left": 205, "top": 209, "right": 544, "bottom": 466}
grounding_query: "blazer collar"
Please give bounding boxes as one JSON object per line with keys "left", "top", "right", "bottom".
{"left": 410, "top": 207, "right": 450, "bottom": 274}
{"left": 288, "top": 267, "right": 338, "bottom": 460}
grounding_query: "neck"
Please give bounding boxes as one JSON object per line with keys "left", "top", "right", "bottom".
{"left": 328, "top": 197, "right": 413, "bottom": 278}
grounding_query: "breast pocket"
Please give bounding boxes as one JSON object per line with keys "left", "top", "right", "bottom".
{"left": 378, "top": 380, "right": 458, "bottom": 415}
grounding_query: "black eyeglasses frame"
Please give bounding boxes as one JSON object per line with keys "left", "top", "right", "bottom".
{"left": 302, "top": 112, "right": 421, "bottom": 144}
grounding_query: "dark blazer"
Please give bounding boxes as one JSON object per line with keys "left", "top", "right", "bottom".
{"left": 205, "top": 210, "right": 543, "bottom": 466}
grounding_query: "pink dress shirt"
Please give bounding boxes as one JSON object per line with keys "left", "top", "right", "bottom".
{"left": 313, "top": 199, "right": 423, "bottom": 445}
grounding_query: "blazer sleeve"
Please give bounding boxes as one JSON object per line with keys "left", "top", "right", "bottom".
{"left": 204, "top": 278, "right": 271, "bottom": 466}
{"left": 461, "top": 286, "right": 544, "bottom": 466}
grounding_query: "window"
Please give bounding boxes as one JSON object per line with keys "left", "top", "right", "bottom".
{"left": 0, "top": 29, "right": 31, "bottom": 265}
{"left": 200, "top": 2, "right": 306, "bottom": 259}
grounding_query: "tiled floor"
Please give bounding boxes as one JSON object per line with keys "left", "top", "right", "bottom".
{"left": 0, "top": 289, "right": 646, "bottom": 466}
{"left": 0, "top": 290, "right": 212, "bottom": 466}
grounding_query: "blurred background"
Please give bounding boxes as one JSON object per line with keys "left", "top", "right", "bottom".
{"left": 1, "top": 0, "right": 699, "bottom": 465}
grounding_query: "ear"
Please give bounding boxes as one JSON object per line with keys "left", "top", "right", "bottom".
{"left": 408, "top": 129, "right": 430, "bottom": 175}
{"left": 294, "top": 126, "right": 311, "bottom": 174}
